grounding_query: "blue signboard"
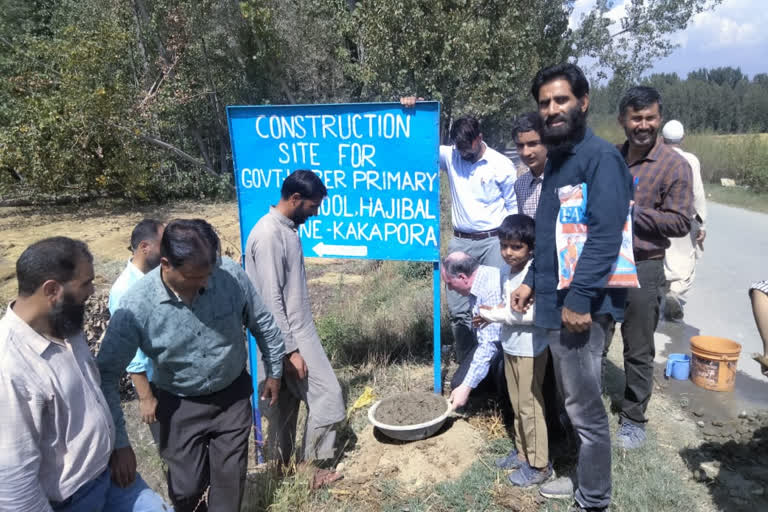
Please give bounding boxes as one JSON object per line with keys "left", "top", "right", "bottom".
{"left": 227, "top": 102, "right": 444, "bottom": 462}
{"left": 227, "top": 102, "right": 441, "bottom": 262}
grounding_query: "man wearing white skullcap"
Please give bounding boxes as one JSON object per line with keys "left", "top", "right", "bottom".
{"left": 661, "top": 120, "right": 707, "bottom": 320}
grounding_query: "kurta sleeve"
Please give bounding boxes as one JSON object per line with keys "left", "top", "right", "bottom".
{"left": 241, "top": 267, "right": 286, "bottom": 379}
{"left": 479, "top": 279, "right": 535, "bottom": 325}
{"left": 246, "top": 229, "right": 299, "bottom": 353}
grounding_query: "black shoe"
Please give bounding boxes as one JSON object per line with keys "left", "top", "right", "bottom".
{"left": 568, "top": 502, "right": 609, "bottom": 512}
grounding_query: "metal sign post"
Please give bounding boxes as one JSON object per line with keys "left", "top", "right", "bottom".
{"left": 227, "top": 102, "right": 442, "bottom": 462}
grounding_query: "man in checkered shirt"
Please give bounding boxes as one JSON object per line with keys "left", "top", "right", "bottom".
{"left": 512, "top": 112, "right": 548, "bottom": 219}
{"left": 440, "top": 252, "right": 506, "bottom": 409}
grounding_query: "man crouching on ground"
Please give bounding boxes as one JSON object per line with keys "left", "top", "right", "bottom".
{"left": 441, "top": 251, "right": 508, "bottom": 411}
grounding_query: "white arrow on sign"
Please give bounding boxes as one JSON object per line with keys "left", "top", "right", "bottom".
{"left": 312, "top": 242, "right": 368, "bottom": 257}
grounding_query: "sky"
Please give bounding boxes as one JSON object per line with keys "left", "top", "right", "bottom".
{"left": 569, "top": 0, "right": 768, "bottom": 79}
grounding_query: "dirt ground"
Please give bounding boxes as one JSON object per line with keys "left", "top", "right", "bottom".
{"left": 339, "top": 419, "right": 484, "bottom": 490}
{"left": 0, "top": 201, "right": 244, "bottom": 304}
{"left": 374, "top": 391, "right": 449, "bottom": 425}
{"left": 3, "top": 199, "right": 767, "bottom": 511}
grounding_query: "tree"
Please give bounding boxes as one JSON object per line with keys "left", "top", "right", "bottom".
{"left": 343, "top": 0, "right": 571, "bottom": 145}
{"left": 572, "top": 0, "right": 724, "bottom": 89}
{"left": 0, "top": 0, "right": 742, "bottom": 201}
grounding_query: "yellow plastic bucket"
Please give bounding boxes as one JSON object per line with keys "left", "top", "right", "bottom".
{"left": 689, "top": 336, "right": 742, "bottom": 392}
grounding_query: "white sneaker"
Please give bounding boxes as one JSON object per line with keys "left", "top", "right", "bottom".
{"left": 539, "top": 475, "right": 574, "bottom": 499}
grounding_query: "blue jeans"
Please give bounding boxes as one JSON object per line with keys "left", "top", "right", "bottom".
{"left": 550, "top": 315, "right": 612, "bottom": 509}
{"left": 50, "top": 468, "right": 170, "bottom": 512}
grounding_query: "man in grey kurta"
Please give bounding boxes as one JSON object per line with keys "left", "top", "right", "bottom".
{"left": 245, "top": 170, "right": 345, "bottom": 481}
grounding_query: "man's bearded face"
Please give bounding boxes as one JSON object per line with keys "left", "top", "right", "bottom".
{"left": 49, "top": 290, "right": 86, "bottom": 339}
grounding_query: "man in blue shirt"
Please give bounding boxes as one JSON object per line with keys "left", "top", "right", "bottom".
{"left": 512, "top": 64, "right": 633, "bottom": 512}
{"left": 98, "top": 219, "right": 285, "bottom": 512}
{"left": 108, "top": 219, "right": 164, "bottom": 435}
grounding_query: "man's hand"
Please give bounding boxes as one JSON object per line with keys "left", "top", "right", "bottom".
{"left": 471, "top": 314, "right": 489, "bottom": 329}
{"left": 130, "top": 372, "right": 157, "bottom": 424}
{"left": 696, "top": 228, "right": 706, "bottom": 250}
{"left": 562, "top": 306, "right": 592, "bottom": 333}
{"left": 261, "top": 376, "right": 281, "bottom": 406}
{"left": 511, "top": 284, "right": 534, "bottom": 313}
{"left": 400, "top": 96, "right": 423, "bottom": 108}
{"left": 449, "top": 384, "right": 472, "bottom": 410}
{"left": 284, "top": 351, "right": 308, "bottom": 380}
{"left": 138, "top": 394, "right": 158, "bottom": 424}
{"left": 109, "top": 446, "right": 137, "bottom": 488}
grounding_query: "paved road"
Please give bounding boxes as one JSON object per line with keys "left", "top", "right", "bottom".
{"left": 654, "top": 201, "right": 768, "bottom": 412}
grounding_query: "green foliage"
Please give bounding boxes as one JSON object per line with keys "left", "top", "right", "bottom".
{"left": 0, "top": 0, "right": 277, "bottom": 201}
{"left": 591, "top": 66, "right": 768, "bottom": 133}
{"left": 313, "top": 260, "right": 433, "bottom": 365}
{"left": 396, "top": 261, "right": 433, "bottom": 282}
{"left": 704, "top": 183, "right": 768, "bottom": 215}
{"left": 0, "top": 0, "right": 731, "bottom": 201}
{"left": 346, "top": 0, "right": 571, "bottom": 146}
{"left": 685, "top": 134, "right": 768, "bottom": 192}
{"left": 572, "top": 0, "right": 724, "bottom": 85}
{"left": 316, "top": 313, "right": 362, "bottom": 361}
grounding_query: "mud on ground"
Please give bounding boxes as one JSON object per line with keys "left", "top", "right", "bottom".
{"left": 339, "top": 419, "right": 484, "bottom": 490}
{"left": 374, "top": 391, "right": 448, "bottom": 426}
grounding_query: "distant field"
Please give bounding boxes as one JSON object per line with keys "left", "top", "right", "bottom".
{"left": 590, "top": 117, "right": 768, "bottom": 197}
{"left": 679, "top": 132, "right": 768, "bottom": 191}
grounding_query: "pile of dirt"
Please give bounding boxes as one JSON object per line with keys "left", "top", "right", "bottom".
{"left": 338, "top": 418, "right": 484, "bottom": 490}
{"left": 374, "top": 391, "right": 448, "bottom": 426}
{"left": 684, "top": 410, "right": 768, "bottom": 510}
{"left": 85, "top": 291, "right": 135, "bottom": 400}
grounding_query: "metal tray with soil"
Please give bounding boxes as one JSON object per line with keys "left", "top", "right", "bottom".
{"left": 368, "top": 391, "right": 451, "bottom": 442}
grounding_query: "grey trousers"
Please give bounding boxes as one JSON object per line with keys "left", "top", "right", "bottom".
{"left": 551, "top": 315, "right": 613, "bottom": 510}
{"left": 446, "top": 235, "right": 508, "bottom": 361}
{"left": 154, "top": 370, "right": 252, "bottom": 512}
{"left": 257, "top": 339, "right": 345, "bottom": 464}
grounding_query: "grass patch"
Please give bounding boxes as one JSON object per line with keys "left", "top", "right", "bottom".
{"left": 313, "top": 259, "right": 440, "bottom": 366}
{"left": 704, "top": 183, "right": 768, "bottom": 214}
{"left": 591, "top": 116, "right": 768, "bottom": 194}
{"left": 610, "top": 429, "right": 701, "bottom": 512}
{"left": 686, "top": 133, "right": 768, "bottom": 190}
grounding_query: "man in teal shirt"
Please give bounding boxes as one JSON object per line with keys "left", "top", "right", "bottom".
{"left": 98, "top": 219, "right": 285, "bottom": 512}
{"left": 108, "top": 219, "right": 164, "bottom": 434}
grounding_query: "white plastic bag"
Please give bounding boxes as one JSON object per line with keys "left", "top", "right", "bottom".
{"left": 556, "top": 183, "right": 640, "bottom": 290}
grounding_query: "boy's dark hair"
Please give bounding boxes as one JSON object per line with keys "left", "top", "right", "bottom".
{"left": 449, "top": 116, "right": 481, "bottom": 148}
{"left": 619, "top": 86, "right": 663, "bottom": 117}
{"left": 531, "top": 63, "right": 590, "bottom": 102}
{"left": 130, "top": 219, "right": 164, "bottom": 252}
{"left": 16, "top": 237, "right": 93, "bottom": 296}
{"left": 281, "top": 170, "right": 328, "bottom": 200}
{"left": 498, "top": 214, "right": 536, "bottom": 249}
{"left": 161, "top": 219, "right": 220, "bottom": 268}
{"left": 442, "top": 253, "right": 480, "bottom": 278}
{"left": 511, "top": 112, "right": 544, "bottom": 142}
